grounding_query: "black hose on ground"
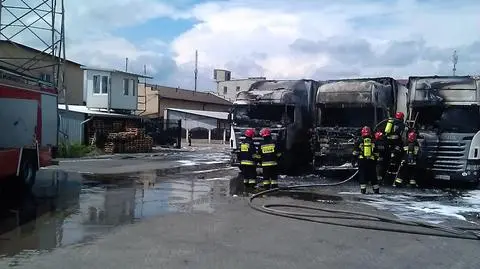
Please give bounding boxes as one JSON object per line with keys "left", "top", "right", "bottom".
{"left": 248, "top": 170, "right": 480, "bottom": 241}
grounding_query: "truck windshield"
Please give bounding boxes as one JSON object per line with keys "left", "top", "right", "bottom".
{"left": 233, "top": 105, "right": 294, "bottom": 125}
{"left": 415, "top": 106, "right": 480, "bottom": 133}
{"left": 319, "top": 107, "right": 381, "bottom": 127}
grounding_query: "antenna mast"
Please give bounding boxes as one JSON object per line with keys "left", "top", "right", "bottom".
{"left": 194, "top": 50, "right": 198, "bottom": 92}
{"left": 452, "top": 50, "right": 458, "bottom": 76}
{"left": 0, "top": 0, "right": 66, "bottom": 99}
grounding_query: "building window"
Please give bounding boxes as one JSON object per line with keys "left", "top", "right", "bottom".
{"left": 40, "top": 73, "right": 52, "bottom": 82}
{"left": 123, "top": 78, "right": 129, "bottom": 95}
{"left": 236, "top": 86, "right": 240, "bottom": 91}
{"left": 130, "top": 79, "right": 135, "bottom": 96}
{"left": 101, "top": 76, "right": 108, "bottom": 94}
{"left": 223, "top": 86, "right": 228, "bottom": 94}
{"left": 93, "top": 75, "right": 100, "bottom": 94}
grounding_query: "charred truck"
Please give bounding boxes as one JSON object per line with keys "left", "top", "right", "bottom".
{"left": 311, "top": 77, "right": 400, "bottom": 171}
{"left": 229, "top": 79, "right": 318, "bottom": 173}
{"left": 400, "top": 76, "right": 480, "bottom": 184}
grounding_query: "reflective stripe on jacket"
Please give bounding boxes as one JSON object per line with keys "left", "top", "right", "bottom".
{"left": 260, "top": 142, "right": 279, "bottom": 167}
{"left": 239, "top": 140, "right": 256, "bottom": 166}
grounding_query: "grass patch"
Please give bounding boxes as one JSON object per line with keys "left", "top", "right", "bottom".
{"left": 57, "top": 142, "right": 96, "bottom": 158}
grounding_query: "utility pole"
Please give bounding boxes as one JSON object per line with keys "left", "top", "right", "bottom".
{"left": 194, "top": 50, "right": 198, "bottom": 92}
{"left": 452, "top": 50, "right": 458, "bottom": 76}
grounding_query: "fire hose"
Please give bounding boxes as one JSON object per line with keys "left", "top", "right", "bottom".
{"left": 248, "top": 169, "right": 480, "bottom": 241}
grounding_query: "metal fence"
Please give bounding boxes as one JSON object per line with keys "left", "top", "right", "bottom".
{"left": 141, "top": 118, "right": 182, "bottom": 148}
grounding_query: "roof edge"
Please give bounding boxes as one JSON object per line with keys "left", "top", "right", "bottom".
{"left": 81, "top": 66, "right": 153, "bottom": 79}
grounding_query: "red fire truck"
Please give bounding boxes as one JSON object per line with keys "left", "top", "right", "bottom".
{"left": 0, "top": 67, "right": 58, "bottom": 190}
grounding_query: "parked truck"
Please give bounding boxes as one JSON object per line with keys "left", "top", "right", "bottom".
{"left": 229, "top": 79, "right": 318, "bottom": 173}
{"left": 0, "top": 67, "right": 58, "bottom": 190}
{"left": 398, "top": 76, "right": 480, "bottom": 185}
{"left": 311, "top": 77, "right": 401, "bottom": 171}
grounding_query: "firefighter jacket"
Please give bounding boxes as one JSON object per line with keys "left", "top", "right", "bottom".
{"left": 384, "top": 118, "right": 406, "bottom": 141}
{"left": 239, "top": 138, "right": 256, "bottom": 166}
{"left": 403, "top": 141, "right": 420, "bottom": 165}
{"left": 259, "top": 138, "right": 281, "bottom": 167}
{"left": 352, "top": 136, "right": 379, "bottom": 161}
{"left": 375, "top": 137, "right": 388, "bottom": 161}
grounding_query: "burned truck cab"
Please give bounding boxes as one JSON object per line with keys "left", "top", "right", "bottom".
{"left": 406, "top": 76, "right": 480, "bottom": 184}
{"left": 311, "top": 77, "right": 397, "bottom": 171}
{"left": 229, "top": 79, "right": 317, "bottom": 174}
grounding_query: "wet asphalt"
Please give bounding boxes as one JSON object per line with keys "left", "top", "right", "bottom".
{"left": 1, "top": 147, "right": 480, "bottom": 268}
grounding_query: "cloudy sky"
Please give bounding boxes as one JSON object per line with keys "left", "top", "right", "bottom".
{"left": 3, "top": 0, "right": 480, "bottom": 91}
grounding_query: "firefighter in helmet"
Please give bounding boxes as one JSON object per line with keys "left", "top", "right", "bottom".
{"left": 353, "top": 126, "right": 380, "bottom": 194}
{"left": 394, "top": 131, "right": 421, "bottom": 187}
{"left": 259, "top": 128, "right": 281, "bottom": 189}
{"left": 383, "top": 112, "right": 407, "bottom": 182}
{"left": 374, "top": 131, "right": 388, "bottom": 183}
{"left": 239, "top": 128, "right": 257, "bottom": 193}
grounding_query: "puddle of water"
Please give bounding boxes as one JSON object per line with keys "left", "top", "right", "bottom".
{"left": 0, "top": 168, "right": 234, "bottom": 259}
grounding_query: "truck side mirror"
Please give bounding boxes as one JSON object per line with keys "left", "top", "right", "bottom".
{"left": 227, "top": 113, "right": 232, "bottom": 122}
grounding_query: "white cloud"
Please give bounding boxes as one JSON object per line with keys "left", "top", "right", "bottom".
{"left": 3, "top": 0, "right": 480, "bottom": 92}
{"left": 172, "top": 0, "right": 480, "bottom": 80}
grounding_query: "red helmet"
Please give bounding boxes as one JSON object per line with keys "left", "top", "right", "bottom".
{"left": 407, "top": 131, "right": 417, "bottom": 142}
{"left": 395, "top": 112, "right": 405, "bottom": 120}
{"left": 260, "top": 128, "right": 271, "bottom": 137}
{"left": 374, "top": 131, "right": 383, "bottom": 140}
{"left": 244, "top": 128, "right": 255, "bottom": 138}
{"left": 361, "top": 126, "right": 371, "bottom": 137}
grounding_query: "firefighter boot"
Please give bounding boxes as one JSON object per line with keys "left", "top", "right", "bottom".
{"left": 248, "top": 179, "right": 257, "bottom": 192}
{"left": 262, "top": 180, "right": 271, "bottom": 190}
{"left": 360, "top": 184, "right": 367, "bottom": 194}
{"left": 393, "top": 177, "right": 403, "bottom": 187}
{"left": 409, "top": 179, "right": 418, "bottom": 188}
{"left": 270, "top": 180, "right": 279, "bottom": 189}
{"left": 373, "top": 184, "right": 380, "bottom": 194}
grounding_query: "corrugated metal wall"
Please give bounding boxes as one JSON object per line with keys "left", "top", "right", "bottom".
{"left": 59, "top": 110, "right": 86, "bottom": 144}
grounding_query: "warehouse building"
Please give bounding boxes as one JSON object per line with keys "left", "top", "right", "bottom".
{"left": 137, "top": 84, "right": 232, "bottom": 119}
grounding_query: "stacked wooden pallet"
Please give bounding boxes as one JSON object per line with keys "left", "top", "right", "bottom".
{"left": 104, "top": 128, "right": 153, "bottom": 154}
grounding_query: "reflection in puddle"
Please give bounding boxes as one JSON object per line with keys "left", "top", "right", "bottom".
{"left": 0, "top": 168, "right": 233, "bottom": 260}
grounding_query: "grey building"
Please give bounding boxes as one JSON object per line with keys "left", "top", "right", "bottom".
{"left": 213, "top": 69, "right": 266, "bottom": 102}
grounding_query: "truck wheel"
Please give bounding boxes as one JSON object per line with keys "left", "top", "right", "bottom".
{"left": 18, "top": 155, "right": 37, "bottom": 190}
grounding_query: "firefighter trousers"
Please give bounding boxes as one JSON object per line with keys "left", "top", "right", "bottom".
{"left": 395, "top": 164, "right": 418, "bottom": 187}
{"left": 242, "top": 165, "right": 257, "bottom": 188}
{"left": 262, "top": 166, "right": 278, "bottom": 189}
{"left": 358, "top": 159, "right": 379, "bottom": 194}
{"left": 376, "top": 156, "right": 388, "bottom": 183}
{"left": 385, "top": 152, "right": 402, "bottom": 183}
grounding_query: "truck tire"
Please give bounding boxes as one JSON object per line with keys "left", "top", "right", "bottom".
{"left": 18, "top": 153, "right": 37, "bottom": 190}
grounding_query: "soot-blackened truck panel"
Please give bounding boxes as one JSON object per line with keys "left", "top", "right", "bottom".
{"left": 312, "top": 78, "right": 397, "bottom": 171}
{"left": 316, "top": 80, "right": 394, "bottom": 107}
{"left": 407, "top": 76, "right": 480, "bottom": 184}
{"left": 411, "top": 77, "right": 477, "bottom": 105}
{"left": 239, "top": 80, "right": 311, "bottom": 105}
{"left": 230, "top": 79, "right": 318, "bottom": 174}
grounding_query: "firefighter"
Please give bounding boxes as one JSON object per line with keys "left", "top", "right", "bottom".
{"left": 383, "top": 112, "right": 407, "bottom": 182}
{"left": 239, "top": 128, "right": 257, "bottom": 193}
{"left": 259, "top": 128, "right": 281, "bottom": 189}
{"left": 353, "top": 126, "right": 380, "bottom": 194}
{"left": 394, "top": 131, "right": 421, "bottom": 187}
{"left": 374, "top": 131, "right": 388, "bottom": 183}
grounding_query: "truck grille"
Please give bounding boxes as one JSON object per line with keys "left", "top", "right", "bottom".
{"left": 423, "top": 135, "right": 472, "bottom": 173}
{"left": 314, "top": 127, "right": 357, "bottom": 156}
